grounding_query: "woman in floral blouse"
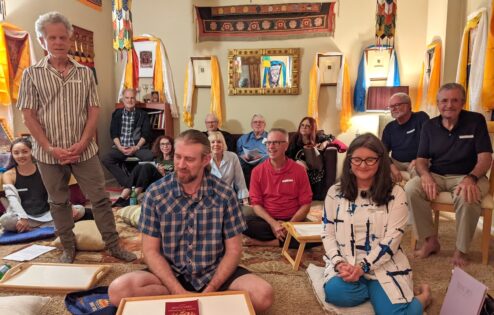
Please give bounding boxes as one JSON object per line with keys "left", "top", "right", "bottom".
{"left": 322, "top": 133, "right": 431, "bottom": 314}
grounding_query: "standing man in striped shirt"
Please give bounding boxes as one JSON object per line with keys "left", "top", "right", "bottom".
{"left": 17, "top": 12, "right": 136, "bottom": 263}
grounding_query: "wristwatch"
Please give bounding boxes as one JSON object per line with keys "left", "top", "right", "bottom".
{"left": 466, "top": 173, "right": 479, "bottom": 183}
{"left": 359, "top": 261, "right": 370, "bottom": 273}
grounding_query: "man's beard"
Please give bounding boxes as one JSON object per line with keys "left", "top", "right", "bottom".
{"left": 176, "top": 170, "right": 197, "bottom": 184}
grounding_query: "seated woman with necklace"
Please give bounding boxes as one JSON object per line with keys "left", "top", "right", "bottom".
{"left": 0, "top": 137, "right": 85, "bottom": 232}
{"left": 112, "top": 136, "right": 174, "bottom": 207}
{"left": 321, "top": 133, "right": 431, "bottom": 314}
{"left": 208, "top": 131, "right": 249, "bottom": 204}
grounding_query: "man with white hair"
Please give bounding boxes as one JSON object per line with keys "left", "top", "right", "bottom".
{"left": 236, "top": 114, "right": 268, "bottom": 186}
{"left": 17, "top": 12, "right": 136, "bottom": 263}
{"left": 382, "top": 92, "right": 429, "bottom": 182}
{"left": 202, "top": 113, "right": 235, "bottom": 151}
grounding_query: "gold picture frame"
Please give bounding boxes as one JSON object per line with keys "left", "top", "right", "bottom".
{"left": 228, "top": 48, "right": 300, "bottom": 95}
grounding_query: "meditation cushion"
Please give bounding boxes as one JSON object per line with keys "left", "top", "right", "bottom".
{"left": 0, "top": 227, "right": 55, "bottom": 245}
{"left": 306, "top": 263, "right": 375, "bottom": 315}
{"left": 0, "top": 296, "right": 50, "bottom": 315}
{"left": 52, "top": 220, "right": 105, "bottom": 251}
{"left": 117, "top": 205, "right": 141, "bottom": 228}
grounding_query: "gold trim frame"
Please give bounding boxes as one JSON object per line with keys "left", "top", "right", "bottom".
{"left": 228, "top": 48, "right": 300, "bottom": 95}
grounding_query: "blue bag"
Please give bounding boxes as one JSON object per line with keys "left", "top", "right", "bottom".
{"left": 65, "top": 286, "right": 117, "bottom": 315}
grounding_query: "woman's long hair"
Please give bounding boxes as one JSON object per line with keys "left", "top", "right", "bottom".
{"left": 151, "top": 135, "right": 174, "bottom": 162}
{"left": 291, "top": 116, "right": 317, "bottom": 147}
{"left": 7, "top": 137, "right": 34, "bottom": 170}
{"left": 339, "top": 133, "right": 393, "bottom": 206}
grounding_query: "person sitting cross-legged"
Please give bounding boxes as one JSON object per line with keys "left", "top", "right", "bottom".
{"left": 243, "top": 128, "right": 313, "bottom": 247}
{"left": 322, "top": 133, "right": 431, "bottom": 314}
{"left": 108, "top": 130, "right": 273, "bottom": 313}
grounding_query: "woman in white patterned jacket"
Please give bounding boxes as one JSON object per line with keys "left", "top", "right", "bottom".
{"left": 322, "top": 133, "right": 431, "bottom": 314}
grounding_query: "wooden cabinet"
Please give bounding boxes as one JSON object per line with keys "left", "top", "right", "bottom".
{"left": 115, "top": 102, "right": 174, "bottom": 138}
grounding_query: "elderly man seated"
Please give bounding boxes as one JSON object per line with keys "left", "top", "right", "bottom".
{"left": 102, "top": 88, "right": 154, "bottom": 207}
{"left": 237, "top": 114, "right": 268, "bottom": 187}
{"left": 405, "top": 83, "right": 492, "bottom": 267}
{"left": 381, "top": 92, "right": 429, "bottom": 183}
{"left": 243, "top": 128, "right": 313, "bottom": 247}
{"left": 202, "top": 113, "right": 235, "bottom": 152}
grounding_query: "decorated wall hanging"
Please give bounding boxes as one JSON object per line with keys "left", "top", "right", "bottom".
{"left": 195, "top": 2, "right": 336, "bottom": 42}
{"left": 416, "top": 40, "right": 441, "bottom": 113}
{"left": 78, "top": 0, "right": 102, "bottom": 11}
{"left": 118, "top": 35, "right": 178, "bottom": 118}
{"left": 70, "top": 25, "right": 97, "bottom": 83}
{"left": 353, "top": 45, "right": 400, "bottom": 112}
{"left": 482, "top": 4, "right": 494, "bottom": 112}
{"left": 307, "top": 52, "right": 352, "bottom": 132}
{"left": 112, "top": 0, "right": 133, "bottom": 54}
{"left": 375, "top": 0, "right": 396, "bottom": 46}
{"left": 183, "top": 56, "right": 222, "bottom": 127}
{"left": 457, "top": 7, "right": 494, "bottom": 113}
{"left": 0, "top": 22, "right": 36, "bottom": 106}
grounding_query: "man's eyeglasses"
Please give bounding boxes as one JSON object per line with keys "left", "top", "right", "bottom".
{"left": 349, "top": 157, "right": 380, "bottom": 166}
{"left": 205, "top": 121, "right": 218, "bottom": 124}
{"left": 265, "top": 140, "right": 287, "bottom": 146}
{"left": 252, "top": 120, "right": 265, "bottom": 124}
{"left": 387, "top": 103, "right": 408, "bottom": 110}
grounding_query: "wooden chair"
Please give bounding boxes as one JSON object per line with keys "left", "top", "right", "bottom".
{"left": 411, "top": 124, "right": 494, "bottom": 265}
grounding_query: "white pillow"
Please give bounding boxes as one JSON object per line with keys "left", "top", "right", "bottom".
{"left": 0, "top": 296, "right": 50, "bottom": 315}
{"left": 305, "top": 264, "right": 375, "bottom": 315}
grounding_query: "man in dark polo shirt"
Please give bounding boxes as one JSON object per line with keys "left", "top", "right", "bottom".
{"left": 405, "top": 83, "right": 492, "bottom": 267}
{"left": 382, "top": 93, "right": 429, "bottom": 182}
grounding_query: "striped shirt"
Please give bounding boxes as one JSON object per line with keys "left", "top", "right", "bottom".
{"left": 16, "top": 56, "right": 100, "bottom": 164}
{"left": 138, "top": 172, "right": 247, "bottom": 290}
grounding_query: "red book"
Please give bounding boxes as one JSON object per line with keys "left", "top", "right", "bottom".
{"left": 165, "top": 299, "right": 200, "bottom": 315}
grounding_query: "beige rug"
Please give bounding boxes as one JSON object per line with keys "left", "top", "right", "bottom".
{"left": 0, "top": 213, "right": 492, "bottom": 315}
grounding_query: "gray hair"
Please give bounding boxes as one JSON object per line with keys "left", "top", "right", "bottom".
{"left": 205, "top": 113, "right": 219, "bottom": 123}
{"left": 251, "top": 114, "right": 266, "bottom": 123}
{"left": 389, "top": 92, "right": 411, "bottom": 105}
{"left": 437, "top": 83, "right": 466, "bottom": 102}
{"left": 35, "top": 11, "right": 73, "bottom": 39}
{"left": 269, "top": 128, "right": 289, "bottom": 142}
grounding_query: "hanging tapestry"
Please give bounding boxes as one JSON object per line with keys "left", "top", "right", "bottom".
{"left": 195, "top": 2, "right": 336, "bottom": 42}
{"left": 118, "top": 35, "right": 178, "bottom": 118}
{"left": 482, "top": 4, "right": 494, "bottom": 111}
{"left": 416, "top": 40, "right": 441, "bottom": 114}
{"left": 307, "top": 52, "right": 352, "bottom": 132}
{"left": 78, "top": 0, "right": 102, "bottom": 11}
{"left": 70, "top": 25, "right": 98, "bottom": 84}
{"left": 375, "top": 0, "right": 396, "bottom": 45}
{"left": 183, "top": 56, "right": 222, "bottom": 127}
{"left": 353, "top": 45, "right": 400, "bottom": 112}
{"left": 456, "top": 8, "right": 489, "bottom": 113}
{"left": 112, "top": 0, "right": 133, "bottom": 52}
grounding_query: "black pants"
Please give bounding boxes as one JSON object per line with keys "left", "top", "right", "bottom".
{"left": 101, "top": 148, "right": 153, "bottom": 186}
{"left": 126, "top": 164, "right": 163, "bottom": 190}
{"left": 243, "top": 215, "right": 321, "bottom": 249}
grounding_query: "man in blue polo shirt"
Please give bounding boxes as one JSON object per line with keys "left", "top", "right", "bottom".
{"left": 108, "top": 130, "right": 273, "bottom": 312}
{"left": 237, "top": 114, "right": 268, "bottom": 186}
{"left": 405, "top": 83, "right": 492, "bottom": 267}
{"left": 382, "top": 93, "right": 429, "bottom": 182}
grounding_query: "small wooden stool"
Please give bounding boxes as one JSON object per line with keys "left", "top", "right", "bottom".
{"left": 281, "top": 222, "right": 322, "bottom": 271}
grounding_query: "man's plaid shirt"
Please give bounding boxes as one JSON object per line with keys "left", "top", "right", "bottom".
{"left": 120, "top": 109, "right": 135, "bottom": 147}
{"left": 138, "top": 172, "right": 247, "bottom": 290}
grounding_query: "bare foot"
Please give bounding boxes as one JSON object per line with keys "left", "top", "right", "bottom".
{"left": 242, "top": 235, "right": 279, "bottom": 247}
{"left": 451, "top": 249, "right": 468, "bottom": 268}
{"left": 414, "top": 237, "right": 440, "bottom": 259}
{"left": 414, "top": 284, "right": 432, "bottom": 310}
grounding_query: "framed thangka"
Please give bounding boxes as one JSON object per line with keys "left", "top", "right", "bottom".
{"left": 318, "top": 54, "right": 341, "bottom": 86}
{"left": 191, "top": 57, "right": 212, "bottom": 88}
{"left": 134, "top": 41, "right": 156, "bottom": 78}
{"left": 365, "top": 47, "right": 392, "bottom": 81}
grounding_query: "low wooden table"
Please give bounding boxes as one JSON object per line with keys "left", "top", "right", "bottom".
{"left": 281, "top": 221, "right": 322, "bottom": 271}
{"left": 116, "top": 291, "right": 255, "bottom": 315}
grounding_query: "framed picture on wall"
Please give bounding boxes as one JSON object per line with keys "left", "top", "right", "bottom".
{"left": 0, "top": 118, "right": 13, "bottom": 152}
{"left": 317, "top": 54, "right": 341, "bottom": 86}
{"left": 191, "top": 57, "right": 212, "bottom": 87}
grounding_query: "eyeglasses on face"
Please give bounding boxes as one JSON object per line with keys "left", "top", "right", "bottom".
{"left": 205, "top": 121, "right": 218, "bottom": 124}
{"left": 160, "top": 142, "right": 171, "bottom": 147}
{"left": 387, "top": 103, "right": 407, "bottom": 110}
{"left": 265, "top": 140, "right": 287, "bottom": 146}
{"left": 349, "top": 156, "right": 380, "bottom": 166}
{"left": 252, "top": 120, "right": 265, "bottom": 124}
{"left": 300, "top": 123, "right": 311, "bottom": 128}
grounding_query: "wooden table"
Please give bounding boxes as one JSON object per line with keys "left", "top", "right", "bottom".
{"left": 281, "top": 221, "right": 322, "bottom": 271}
{"left": 116, "top": 291, "right": 255, "bottom": 315}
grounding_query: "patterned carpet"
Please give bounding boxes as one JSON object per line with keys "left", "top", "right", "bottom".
{"left": 1, "top": 202, "right": 493, "bottom": 314}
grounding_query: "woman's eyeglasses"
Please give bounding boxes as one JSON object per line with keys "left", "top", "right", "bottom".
{"left": 160, "top": 143, "right": 171, "bottom": 147}
{"left": 349, "top": 157, "right": 380, "bottom": 166}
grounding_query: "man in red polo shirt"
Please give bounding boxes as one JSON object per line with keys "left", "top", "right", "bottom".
{"left": 244, "top": 128, "right": 312, "bottom": 247}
